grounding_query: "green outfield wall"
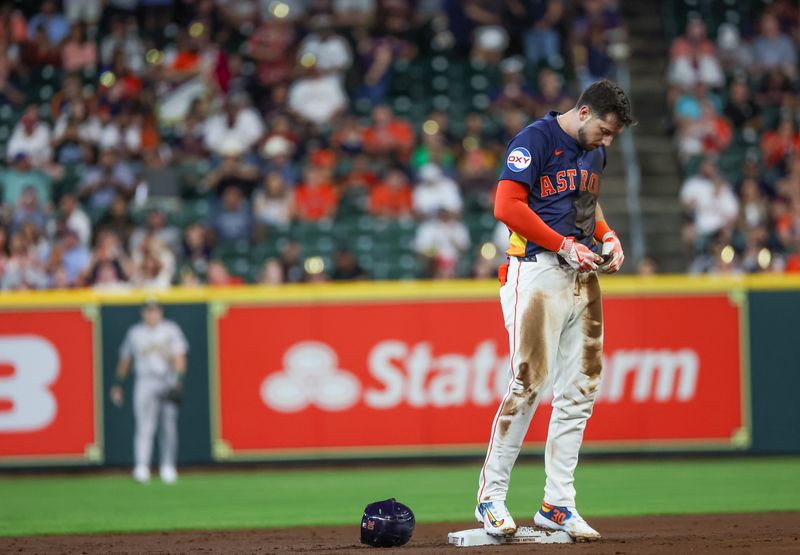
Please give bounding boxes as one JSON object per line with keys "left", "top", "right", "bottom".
{"left": 100, "top": 304, "right": 212, "bottom": 465}
{"left": 747, "top": 291, "right": 800, "bottom": 453}
{"left": 0, "top": 275, "right": 798, "bottom": 467}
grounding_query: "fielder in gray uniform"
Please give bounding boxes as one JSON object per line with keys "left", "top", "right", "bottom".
{"left": 110, "top": 300, "right": 188, "bottom": 484}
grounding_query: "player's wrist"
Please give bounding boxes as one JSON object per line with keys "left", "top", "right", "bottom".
{"left": 594, "top": 220, "right": 613, "bottom": 242}
{"left": 556, "top": 236, "right": 572, "bottom": 253}
{"left": 602, "top": 231, "right": 617, "bottom": 242}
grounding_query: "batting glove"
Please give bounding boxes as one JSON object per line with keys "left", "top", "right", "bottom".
{"left": 598, "top": 231, "right": 624, "bottom": 273}
{"left": 558, "top": 236, "right": 602, "bottom": 272}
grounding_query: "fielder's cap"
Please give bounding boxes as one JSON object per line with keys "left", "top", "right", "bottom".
{"left": 143, "top": 298, "right": 162, "bottom": 309}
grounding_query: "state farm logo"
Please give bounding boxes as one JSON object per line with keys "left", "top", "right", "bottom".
{"left": 0, "top": 336, "right": 60, "bottom": 432}
{"left": 260, "top": 341, "right": 361, "bottom": 413}
{"left": 260, "top": 340, "right": 702, "bottom": 413}
{"left": 600, "top": 349, "right": 699, "bottom": 403}
{"left": 506, "top": 147, "right": 532, "bottom": 172}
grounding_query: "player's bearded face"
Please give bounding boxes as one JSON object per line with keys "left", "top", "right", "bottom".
{"left": 576, "top": 124, "right": 597, "bottom": 151}
{"left": 577, "top": 113, "right": 621, "bottom": 151}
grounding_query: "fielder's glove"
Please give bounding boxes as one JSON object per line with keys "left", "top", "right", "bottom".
{"left": 557, "top": 236, "right": 603, "bottom": 272}
{"left": 164, "top": 384, "right": 183, "bottom": 406}
{"left": 598, "top": 231, "right": 624, "bottom": 273}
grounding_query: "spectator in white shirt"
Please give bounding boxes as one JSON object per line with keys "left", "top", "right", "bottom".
{"left": 130, "top": 233, "right": 176, "bottom": 289}
{"left": 203, "top": 94, "right": 265, "bottom": 158}
{"left": 667, "top": 17, "right": 724, "bottom": 90}
{"left": 412, "top": 163, "right": 463, "bottom": 219}
{"left": 253, "top": 171, "right": 293, "bottom": 227}
{"left": 287, "top": 62, "right": 348, "bottom": 127}
{"left": 680, "top": 158, "right": 739, "bottom": 252}
{"left": 53, "top": 101, "right": 102, "bottom": 146}
{"left": 100, "top": 17, "right": 146, "bottom": 74}
{"left": 7, "top": 106, "right": 52, "bottom": 168}
{"left": 59, "top": 192, "right": 92, "bottom": 247}
{"left": 414, "top": 209, "right": 471, "bottom": 278}
{"left": 297, "top": 15, "right": 353, "bottom": 76}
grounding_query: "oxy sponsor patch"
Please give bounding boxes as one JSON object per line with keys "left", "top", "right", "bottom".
{"left": 506, "top": 147, "right": 532, "bottom": 172}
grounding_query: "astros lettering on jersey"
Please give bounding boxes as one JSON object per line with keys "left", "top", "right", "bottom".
{"left": 499, "top": 111, "right": 606, "bottom": 257}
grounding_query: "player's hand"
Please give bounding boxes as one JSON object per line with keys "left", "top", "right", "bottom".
{"left": 110, "top": 385, "right": 124, "bottom": 407}
{"left": 164, "top": 384, "right": 183, "bottom": 406}
{"left": 558, "top": 236, "right": 602, "bottom": 272}
{"left": 598, "top": 231, "right": 624, "bottom": 273}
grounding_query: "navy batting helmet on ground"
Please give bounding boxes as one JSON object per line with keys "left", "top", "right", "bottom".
{"left": 360, "top": 498, "right": 415, "bottom": 547}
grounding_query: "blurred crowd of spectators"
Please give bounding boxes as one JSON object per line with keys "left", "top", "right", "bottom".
{"left": 0, "top": 0, "right": 625, "bottom": 290}
{"left": 668, "top": 3, "right": 800, "bottom": 273}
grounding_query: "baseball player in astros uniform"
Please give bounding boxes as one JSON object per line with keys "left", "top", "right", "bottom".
{"left": 110, "top": 300, "right": 188, "bottom": 484}
{"left": 475, "top": 80, "right": 634, "bottom": 541}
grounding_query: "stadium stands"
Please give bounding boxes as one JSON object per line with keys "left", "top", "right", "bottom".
{"left": 664, "top": 0, "right": 800, "bottom": 273}
{"left": 1, "top": 1, "right": 628, "bottom": 289}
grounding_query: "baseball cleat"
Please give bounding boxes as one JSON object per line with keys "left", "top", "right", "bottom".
{"left": 534, "top": 502, "right": 601, "bottom": 542}
{"left": 160, "top": 465, "right": 178, "bottom": 484}
{"left": 133, "top": 465, "right": 150, "bottom": 484}
{"left": 475, "top": 501, "right": 517, "bottom": 536}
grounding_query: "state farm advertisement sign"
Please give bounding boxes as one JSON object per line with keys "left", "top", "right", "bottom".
{"left": 0, "top": 310, "right": 97, "bottom": 461}
{"left": 216, "top": 295, "right": 744, "bottom": 455}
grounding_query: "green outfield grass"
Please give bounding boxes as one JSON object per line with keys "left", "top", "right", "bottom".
{"left": 1, "top": 457, "right": 799, "bottom": 536}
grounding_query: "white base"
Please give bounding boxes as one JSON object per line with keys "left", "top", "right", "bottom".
{"left": 448, "top": 527, "right": 574, "bottom": 547}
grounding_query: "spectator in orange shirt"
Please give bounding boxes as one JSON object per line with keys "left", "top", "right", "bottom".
{"left": 0, "top": 3, "right": 27, "bottom": 45}
{"left": 293, "top": 166, "right": 338, "bottom": 221}
{"left": 761, "top": 118, "right": 800, "bottom": 169}
{"left": 362, "top": 104, "right": 415, "bottom": 161}
{"left": 369, "top": 168, "right": 413, "bottom": 218}
{"left": 342, "top": 152, "right": 380, "bottom": 190}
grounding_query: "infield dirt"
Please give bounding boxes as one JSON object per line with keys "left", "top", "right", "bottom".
{"left": 2, "top": 512, "right": 798, "bottom": 554}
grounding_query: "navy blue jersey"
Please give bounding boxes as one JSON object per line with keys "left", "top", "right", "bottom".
{"left": 499, "top": 112, "right": 606, "bottom": 258}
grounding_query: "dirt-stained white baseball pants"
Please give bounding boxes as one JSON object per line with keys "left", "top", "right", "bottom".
{"left": 134, "top": 376, "right": 179, "bottom": 470}
{"left": 477, "top": 252, "right": 603, "bottom": 508}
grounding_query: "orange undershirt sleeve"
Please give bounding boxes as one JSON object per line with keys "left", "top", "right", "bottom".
{"left": 594, "top": 219, "right": 613, "bottom": 241}
{"left": 493, "top": 179, "right": 564, "bottom": 252}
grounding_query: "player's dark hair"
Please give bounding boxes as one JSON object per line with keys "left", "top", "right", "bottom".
{"left": 576, "top": 80, "right": 635, "bottom": 127}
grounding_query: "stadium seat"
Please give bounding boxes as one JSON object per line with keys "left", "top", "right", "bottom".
{"left": 215, "top": 239, "right": 250, "bottom": 259}
{"left": 337, "top": 188, "right": 368, "bottom": 217}
{"left": 223, "top": 256, "right": 251, "bottom": 279}
{"left": 184, "top": 199, "right": 211, "bottom": 223}
{"left": 250, "top": 242, "right": 279, "bottom": 265}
